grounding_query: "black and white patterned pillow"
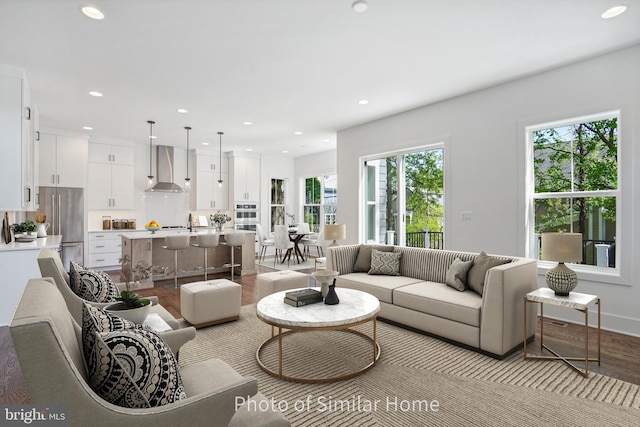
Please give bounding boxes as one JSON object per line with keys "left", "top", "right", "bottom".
{"left": 81, "top": 302, "right": 145, "bottom": 381}
{"left": 70, "top": 261, "right": 120, "bottom": 303}
{"left": 91, "top": 328, "right": 186, "bottom": 408}
{"left": 368, "top": 249, "right": 402, "bottom": 276}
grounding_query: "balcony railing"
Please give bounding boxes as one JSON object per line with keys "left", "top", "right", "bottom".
{"left": 392, "top": 231, "right": 444, "bottom": 249}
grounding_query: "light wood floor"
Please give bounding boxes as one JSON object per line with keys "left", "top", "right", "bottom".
{"left": 2, "top": 262, "right": 639, "bottom": 404}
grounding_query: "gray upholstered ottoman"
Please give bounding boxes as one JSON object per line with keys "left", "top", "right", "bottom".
{"left": 256, "top": 270, "right": 310, "bottom": 300}
{"left": 181, "top": 279, "right": 241, "bottom": 328}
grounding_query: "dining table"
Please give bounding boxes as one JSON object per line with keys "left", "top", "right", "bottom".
{"left": 282, "top": 230, "right": 310, "bottom": 264}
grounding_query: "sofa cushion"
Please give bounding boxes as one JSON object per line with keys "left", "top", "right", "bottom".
{"left": 445, "top": 258, "right": 474, "bottom": 291}
{"left": 91, "top": 327, "right": 186, "bottom": 408}
{"left": 368, "top": 249, "right": 402, "bottom": 275}
{"left": 397, "top": 247, "right": 476, "bottom": 283}
{"left": 467, "top": 251, "right": 511, "bottom": 296}
{"left": 353, "top": 244, "right": 395, "bottom": 272}
{"left": 393, "top": 282, "right": 482, "bottom": 327}
{"left": 70, "top": 261, "right": 120, "bottom": 303}
{"left": 336, "top": 273, "right": 423, "bottom": 304}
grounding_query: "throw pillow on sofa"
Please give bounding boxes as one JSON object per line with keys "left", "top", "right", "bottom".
{"left": 70, "top": 261, "right": 120, "bottom": 303}
{"left": 354, "top": 245, "right": 395, "bottom": 272}
{"left": 92, "top": 327, "right": 187, "bottom": 408}
{"left": 445, "top": 258, "right": 474, "bottom": 291}
{"left": 368, "top": 249, "right": 402, "bottom": 276}
{"left": 467, "top": 251, "right": 510, "bottom": 295}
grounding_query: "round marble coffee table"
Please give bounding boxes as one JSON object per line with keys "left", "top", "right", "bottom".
{"left": 256, "top": 287, "right": 381, "bottom": 383}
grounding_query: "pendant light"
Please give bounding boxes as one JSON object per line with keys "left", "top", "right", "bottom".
{"left": 184, "top": 126, "right": 191, "bottom": 190}
{"left": 147, "top": 120, "right": 155, "bottom": 189}
{"left": 217, "top": 132, "right": 224, "bottom": 187}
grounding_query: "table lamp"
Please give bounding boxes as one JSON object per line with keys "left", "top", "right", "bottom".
{"left": 541, "top": 232, "right": 582, "bottom": 296}
{"left": 324, "top": 224, "right": 346, "bottom": 248}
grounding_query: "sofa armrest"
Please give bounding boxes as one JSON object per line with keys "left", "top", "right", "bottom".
{"left": 479, "top": 258, "right": 538, "bottom": 356}
{"left": 326, "top": 245, "right": 361, "bottom": 274}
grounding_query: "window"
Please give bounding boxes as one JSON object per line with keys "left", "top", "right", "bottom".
{"left": 303, "top": 175, "right": 337, "bottom": 232}
{"left": 363, "top": 145, "right": 444, "bottom": 248}
{"left": 270, "top": 178, "right": 286, "bottom": 232}
{"left": 527, "top": 112, "right": 619, "bottom": 269}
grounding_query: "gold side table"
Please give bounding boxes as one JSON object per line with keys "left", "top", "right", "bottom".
{"left": 524, "top": 288, "right": 600, "bottom": 377}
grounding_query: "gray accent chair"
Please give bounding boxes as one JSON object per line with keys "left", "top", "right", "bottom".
{"left": 10, "top": 278, "right": 290, "bottom": 427}
{"left": 37, "top": 248, "right": 195, "bottom": 356}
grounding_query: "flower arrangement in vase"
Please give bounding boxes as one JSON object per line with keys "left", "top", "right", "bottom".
{"left": 211, "top": 210, "right": 231, "bottom": 232}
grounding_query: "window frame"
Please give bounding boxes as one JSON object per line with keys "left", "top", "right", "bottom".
{"left": 302, "top": 174, "right": 338, "bottom": 231}
{"left": 525, "top": 110, "right": 622, "bottom": 280}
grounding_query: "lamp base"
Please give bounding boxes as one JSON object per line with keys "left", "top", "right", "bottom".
{"left": 545, "top": 262, "right": 577, "bottom": 296}
{"left": 327, "top": 240, "right": 340, "bottom": 248}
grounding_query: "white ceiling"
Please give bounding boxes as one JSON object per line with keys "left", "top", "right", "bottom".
{"left": 1, "top": 1, "right": 638, "bottom": 157}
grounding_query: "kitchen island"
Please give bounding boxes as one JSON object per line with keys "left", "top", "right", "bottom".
{"left": 0, "top": 235, "right": 63, "bottom": 325}
{"left": 119, "top": 229, "right": 255, "bottom": 286}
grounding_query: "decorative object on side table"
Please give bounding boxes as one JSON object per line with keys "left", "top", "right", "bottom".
{"left": 324, "top": 224, "right": 346, "bottom": 247}
{"left": 105, "top": 255, "right": 168, "bottom": 324}
{"left": 324, "top": 279, "right": 339, "bottom": 305}
{"left": 311, "top": 269, "right": 339, "bottom": 298}
{"left": 211, "top": 210, "right": 231, "bottom": 232}
{"left": 541, "top": 232, "right": 583, "bottom": 296}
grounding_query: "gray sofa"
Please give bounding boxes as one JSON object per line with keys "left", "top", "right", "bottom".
{"left": 10, "top": 278, "right": 290, "bottom": 427}
{"left": 326, "top": 244, "right": 538, "bottom": 357}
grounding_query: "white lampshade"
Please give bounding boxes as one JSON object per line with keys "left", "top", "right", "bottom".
{"left": 541, "top": 233, "right": 583, "bottom": 263}
{"left": 324, "top": 224, "right": 346, "bottom": 247}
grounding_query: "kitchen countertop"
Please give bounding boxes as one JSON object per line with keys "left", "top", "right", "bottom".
{"left": 120, "top": 228, "right": 254, "bottom": 240}
{"left": 0, "top": 235, "right": 63, "bottom": 252}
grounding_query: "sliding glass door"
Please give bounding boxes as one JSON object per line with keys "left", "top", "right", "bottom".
{"left": 364, "top": 146, "right": 444, "bottom": 248}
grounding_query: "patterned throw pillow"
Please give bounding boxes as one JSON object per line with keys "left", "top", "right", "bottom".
{"left": 70, "top": 261, "right": 120, "bottom": 303}
{"left": 92, "top": 328, "right": 186, "bottom": 408}
{"left": 368, "top": 249, "right": 402, "bottom": 276}
{"left": 445, "top": 258, "right": 474, "bottom": 291}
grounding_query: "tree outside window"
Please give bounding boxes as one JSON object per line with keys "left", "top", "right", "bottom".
{"left": 303, "top": 175, "right": 337, "bottom": 232}
{"left": 531, "top": 114, "right": 618, "bottom": 268}
{"left": 270, "top": 178, "right": 286, "bottom": 232}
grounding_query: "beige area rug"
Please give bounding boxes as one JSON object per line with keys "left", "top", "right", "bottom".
{"left": 257, "top": 256, "right": 317, "bottom": 272}
{"left": 178, "top": 305, "right": 639, "bottom": 427}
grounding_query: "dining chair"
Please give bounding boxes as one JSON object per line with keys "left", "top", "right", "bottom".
{"left": 303, "top": 225, "right": 324, "bottom": 257}
{"left": 256, "top": 223, "right": 275, "bottom": 262}
{"left": 273, "top": 225, "right": 294, "bottom": 267}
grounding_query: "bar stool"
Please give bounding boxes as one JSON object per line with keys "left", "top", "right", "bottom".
{"left": 162, "top": 234, "right": 191, "bottom": 289}
{"left": 192, "top": 233, "right": 219, "bottom": 280}
{"left": 223, "top": 233, "right": 245, "bottom": 281}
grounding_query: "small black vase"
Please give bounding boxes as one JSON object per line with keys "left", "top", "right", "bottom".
{"left": 324, "top": 279, "right": 339, "bottom": 305}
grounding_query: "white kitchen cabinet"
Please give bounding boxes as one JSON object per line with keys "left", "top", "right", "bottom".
{"left": 191, "top": 152, "right": 229, "bottom": 210}
{"left": 38, "top": 133, "right": 87, "bottom": 188}
{"left": 0, "top": 64, "right": 35, "bottom": 211}
{"left": 88, "top": 232, "right": 123, "bottom": 269}
{"left": 231, "top": 154, "right": 260, "bottom": 202}
{"left": 88, "top": 143, "right": 134, "bottom": 210}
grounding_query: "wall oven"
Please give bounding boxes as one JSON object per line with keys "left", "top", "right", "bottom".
{"left": 234, "top": 202, "right": 259, "bottom": 224}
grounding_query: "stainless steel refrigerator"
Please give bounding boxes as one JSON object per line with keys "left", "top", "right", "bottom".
{"left": 38, "top": 187, "right": 84, "bottom": 270}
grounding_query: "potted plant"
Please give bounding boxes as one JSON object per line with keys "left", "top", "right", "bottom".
{"left": 211, "top": 210, "right": 231, "bottom": 232}
{"left": 105, "top": 256, "right": 168, "bottom": 324}
{"left": 286, "top": 213, "right": 297, "bottom": 231}
{"left": 12, "top": 220, "right": 37, "bottom": 237}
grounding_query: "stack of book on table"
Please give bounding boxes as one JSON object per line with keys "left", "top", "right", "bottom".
{"left": 284, "top": 289, "right": 323, "bottom": 307}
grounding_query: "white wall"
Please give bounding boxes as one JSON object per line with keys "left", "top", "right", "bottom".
{"left": 337, "top": 44, "right": 640, "bottom": 336}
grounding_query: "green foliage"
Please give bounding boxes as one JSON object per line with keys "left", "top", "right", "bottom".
{"left": 533, "top": 118, "right": 617, "bottom": 234}
{"left": 118, "top": 256, "right": 168, "bottom": 309}
{"left": 12, "top": 220, "right": 37, "bottom": 233}
{"left": 305, "top": 177, "right": 321, "bottom": 204}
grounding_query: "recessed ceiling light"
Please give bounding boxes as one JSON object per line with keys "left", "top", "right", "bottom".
{"left": 89, "top": 91, "right": 103, "bottom": 97}
{"left": 294, "top": 131, "right": 303, "bottom": 135}
{"left": 246, "top": 148, "right": 253, "bottom": 152}
{"left": 323, "top": 139, "right": 330, "bottom": 143}
{"left": 202, "top": 142, "right": 209, "bottom": 146}
{"left": 352, "top": 0, "right": 368, "bottom": 13}
{"left": 81, "top": 6, "right": 105, "bottom": 20}
{"left": 601, "top": 5, "right": 627, "bottom": 19}
{"left": 282, "top": 150, "right": 289, "bottom": 154}
{"left": 243, "top": 121, "right": 253, "bottom": 126}
{"left": 83, "top": 126, "right": 93, "bottom": 130}
{"left": 149, "top": 136, "right": 157, "bottom": 139}
{"left": 177, "top": 108, "right": 188, "bottom": 113}
{"left": 358, "top": 99, "right": 369, "bottom": 105}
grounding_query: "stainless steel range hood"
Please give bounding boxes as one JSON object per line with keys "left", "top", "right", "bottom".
{"left": 147, "top": 145, "right": 185, "bottom": 192}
